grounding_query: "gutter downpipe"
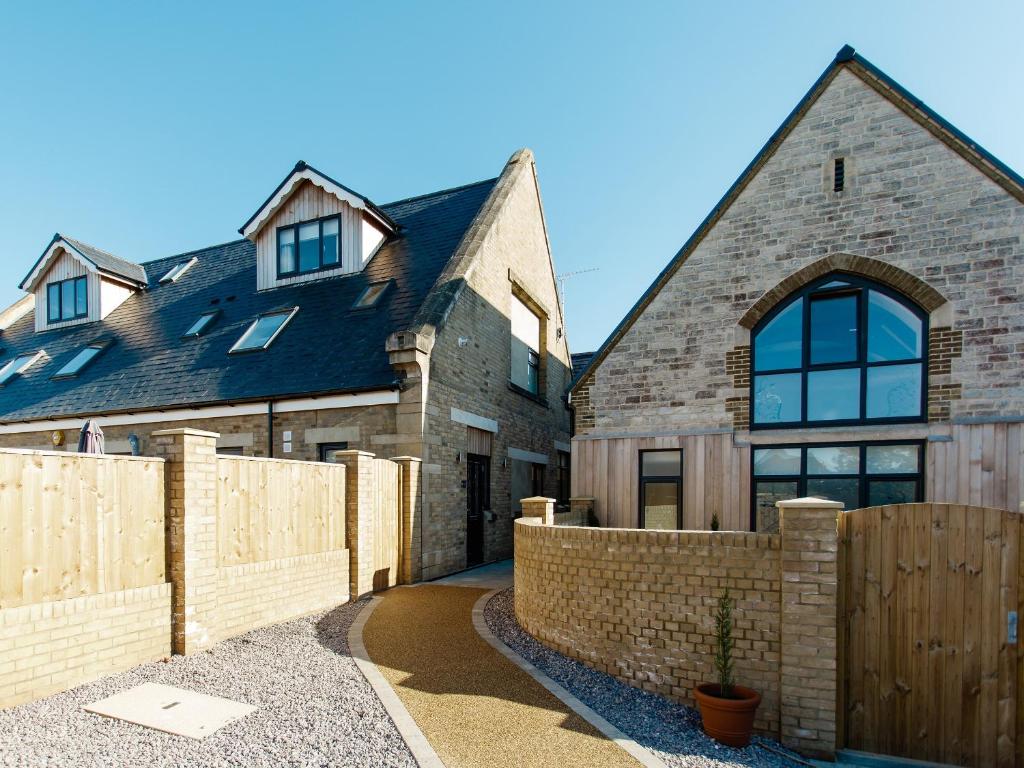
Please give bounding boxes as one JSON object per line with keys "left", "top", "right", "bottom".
{"left": 267, "top": 400, "right": 274, "bottom": 458}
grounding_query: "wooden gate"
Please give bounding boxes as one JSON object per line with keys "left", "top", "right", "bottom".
{"left": 840, "top": 503, "right": 1024, "bottom": 766}
{"left": 371, "top": 458, "right": 402, "bottom": 592}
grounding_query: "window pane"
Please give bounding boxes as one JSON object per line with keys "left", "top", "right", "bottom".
{"left": 819, "top": 280, "right": 850, "bottom": 290}
{"left": 354, "top": 282, "right": 388, "bottom": 308}
{"left": 642, "top": 482, "right": 678, "bottom": 530}
{"left": 320, "top": 443, "right": 349, "bottom": 462}
{"left": 807, "top": 477, "right": 860, "bottom": 510}
{"left": 753, "top": 373, "right": 801, "bottom": 423}
{"left": 47, "top": 284, "right": 60, "bottom": 321}
{"left": 753, "top": 447, "right": 800, "bottom": 476}
{"left": 511, "top": 337, "right": 536, "bottom": 392}
{"left": 0, "top": 353, "right": 38, "bottom": 384}
{"left": 511, "top": 297, "right": 541, "bottom": 393}
{"left": 866, "top": 445, "right": 919, "bottom": 474}
{"left": 807, "top": 368, "right": 859, "bottom": 421}
{"left": 511, "top": 296, "right": 540, "bottom": 349}
{"left": 61, "top": 280, "right": 76, "bottom": 320}
{"left": 184, "top": 312, "right": 216, "bottom": 337}
{"left": 233, "top": 311, "right": 292, "bottom": 351}
{"left": 75, "top": 278, "right": 88, "bottom": 316}
{"left": 807, "top": 446, "right": 860, "bottom": 474}
{"left": 810, "top": 294, "right": 858, "bottom": 364}
{"left": 755, "top": 480, "right": 798, "bottom": 533}
{"left": 55, "top": 346, "right": 101, "bottom": 377}
{"left": 642, "top": 450, "right": 681, "bottom": 477}
{"left": 278, "top": 228, "right": 296, "bottom": 273}
{"left": 868, "top": 480, "right": 918, "bottom": 506}
{"left": 866, "top": 364, "right": 921, "bottom": 418}
{"left": 298, "top": 222, "right": 320, "bottom": 272}
{"left": 321, "top": 218, "right": 339, "bottom": 265}
{"left": 868, "top": 290, "right": 922, "bottom": 362}
{"left": 754, "top": 298, "right": 802, "bottom": 372}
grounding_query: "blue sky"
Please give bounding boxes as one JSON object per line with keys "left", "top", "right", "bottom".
{"left": 1, "top": 1, "right": 1021, "bottom": 352}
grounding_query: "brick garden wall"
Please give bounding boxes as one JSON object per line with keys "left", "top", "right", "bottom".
{"left": 514, "top": 496, "right": 842, "bottom": 758}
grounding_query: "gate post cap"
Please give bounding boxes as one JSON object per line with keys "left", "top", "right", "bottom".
{"left": 775, "top": 496, "right": 845, "bottom": 510}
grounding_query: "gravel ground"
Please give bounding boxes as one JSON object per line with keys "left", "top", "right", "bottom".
{"left": 0, "top": 600, "right": 416, "bottom": 768}
{"left": 483, "top": 588, "right": 809, "bottom": 768}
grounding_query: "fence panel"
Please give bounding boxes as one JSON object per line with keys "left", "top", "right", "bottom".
{"left": 0, "top": 449, "right": 165, "bottom": 609}
{"left": 841, "top": 502, "right": 1023, "bottom": 766}
{"left": 370, "top": 457, "right": 401, "bottom": 591}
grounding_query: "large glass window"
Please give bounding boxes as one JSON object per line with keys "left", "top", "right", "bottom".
{"left": 751, "top": 441, "right": 923, "bottom": 531}
{"left": 510, "top": 295, "right": 541, "bottom": 395}
{"left": 229, "top": 308, "right": 298, "bottom": 353}
{"left": 751, "top": 275, "right": 926, "bottom": 427}
{"left": 46, "top": 276, "right": 88, "bottom": 322}
{"left": 277, "top": 215, "right": 342, "bottom": 276}
{"left": 639, "top": 449, "right": 682, "bottom": 530}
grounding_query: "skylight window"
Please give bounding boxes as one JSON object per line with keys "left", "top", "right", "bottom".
{"left": 182, "top": 310, "right": 220, "bottom": 339}
{"left": 353, "top": 281, "right": 390, "bottom": 310}
{"left": 53, "top": 343, "right": 108, "bottom": 379}
{"left": 159, "top": 257, "right": 198, "bottom": 284}
{"left": 0, "top": 351, "right": 43, "bottom": 386}
{"left": 229, "top": 308, "right": 298, "bottom": 353}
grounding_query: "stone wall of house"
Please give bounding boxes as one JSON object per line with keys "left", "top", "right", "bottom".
{"left": 0, "top": 403, "right": 395, "bottom": 459}
{"left": 580, "top": 67, "right": 1023, "bottom": 435}
{"left": 421, "top": 152, "right": 573, "bottom": 578}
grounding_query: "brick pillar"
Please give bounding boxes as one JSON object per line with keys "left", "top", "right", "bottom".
{"left": 151, "top": 428, "right": 221, "bottom": 655}
{"left": 569, "top": 496, "right": 595, "bottom": 526}
{"left": 391, "top": 456, "right": 422, "bottom": 584}
{"left": 776, "top": 496, "right": 843, "bottom": 759}
{"left": 335, "top": 450, "right": 377, "bottom": 599}
{"left": 521, "top": 497, "right": 555, "bottom": 525}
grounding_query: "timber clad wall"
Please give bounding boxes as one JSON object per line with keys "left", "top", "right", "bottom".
{"left": 514, "top": 496, "right": 843, "bottom": 757}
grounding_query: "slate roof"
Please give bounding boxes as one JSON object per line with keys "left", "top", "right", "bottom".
{"left": 570, "top": 351, "right": 595, "bottom": 387}
{"left": 20, "top": 234, "right": 149, "bottom": 289}
{"left": 0, "top": 178, "right": 497, "bottom": 423}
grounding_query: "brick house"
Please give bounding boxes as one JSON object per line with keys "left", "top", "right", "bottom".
{"left": 0, "top": 149, "right": 571, "bottom": 579}
{"left": 570, "top": 46, "right": 1024, "bottom": 531}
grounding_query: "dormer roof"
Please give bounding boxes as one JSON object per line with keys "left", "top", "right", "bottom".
{"left": 19, "top": 234, "right": 148, "bottom": 291}
{"left": 238, "top": 160, "right": 398, "bottom": 240}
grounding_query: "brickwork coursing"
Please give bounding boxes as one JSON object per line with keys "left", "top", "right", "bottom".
{"left": 514, "top": 497, "right": 841, "bottom": 758}
{"left": 0, "top": 584, "right": 171, "bottom": 708}
{"left": 579, "top": 68, "right": 1024, "bottom": 434}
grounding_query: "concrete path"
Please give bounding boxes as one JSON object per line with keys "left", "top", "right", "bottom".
{"left": 360, "top": 582, "right": 644, "bottom": 768}
{"left": 431, "top": 559, "right": 513, "bottom": 589}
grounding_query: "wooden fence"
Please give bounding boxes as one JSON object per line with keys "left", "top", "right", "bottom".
{"left": 840, "top": 502, "right": 1023, "bottom": 767}
{"left": 216, "top": 455, "right": 346, "bottom": 565}
{"left": 0, "top": 449, "right": 165, "bottom": 609}
{"left": 369, "top": 457, "right": 401, "bottom": 591}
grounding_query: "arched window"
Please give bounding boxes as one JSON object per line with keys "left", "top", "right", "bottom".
{"left": 751, "top": 274, "right": 927, "bottom": 428}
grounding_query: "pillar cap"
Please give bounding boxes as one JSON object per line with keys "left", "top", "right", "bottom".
{"left": 775, "top": 496, "right": 845, "bottom": 510}
{"left": 389, "top": 456, "right": 423, "bottom": 463}
{"left": 151, "top": 427, "right": 220, "bottom": 439}
{"left": 520, "top": 496, "right": 556, "bottom": 503}
{"left": 334, "top": 449, "right": 376, "bottom": 458}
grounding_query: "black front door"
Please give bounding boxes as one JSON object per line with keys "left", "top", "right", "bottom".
{"left": 466, "top": 453, "right": 489, "bottom": 566}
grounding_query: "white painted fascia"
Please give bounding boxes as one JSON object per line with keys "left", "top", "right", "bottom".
{"left": 0, "top": 390, "right": 399, "bottom": 435}
{"left": 508, "top": 446, "right": 549, "bottom": 465}
{"left": 450, "top": 407, "right": 498, "bottom": 434}
{"left": 242, "top": 168, "right": 393, "bottom": 240}
{"left": 21, "top": 239, "right": 97, "bottom": 292}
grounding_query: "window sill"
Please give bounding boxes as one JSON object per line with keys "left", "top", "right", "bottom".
{"left": 508, "top": 381, "right": 548, "bottom": 407}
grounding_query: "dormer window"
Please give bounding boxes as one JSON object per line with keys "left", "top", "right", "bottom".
{"left": 277, "top": 216, "right": 340, "bottom": 277}
{"left": 230, "top": 308, "right": 298, "bottom": 353}
{"left": 0, "top": 351, "right": 43, "bottom": 386}
{"left": 46, "top": 276, "right": 88, "bottom": 323}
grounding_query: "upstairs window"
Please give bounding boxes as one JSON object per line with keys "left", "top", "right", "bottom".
{"left": 160, "top": 257, "right": 197, "bottom": 283}
{"left": 352, "top": 281, "right": 390, "bottom": 310}
{"left": 0, "top": 351, "right": 43, "bottom": 385}
{"left": 277, "top": 216, "right": 340, "bottom": 277}
{"left": 182, "top": 310, "right": 220, "bottom": 338}
{"left": 752, "top": 275, "right": 926, "bottom": 428}
{"left": 229, "top": 308, "right": 298, "bottom": 353}
{"left": 53, "top": 342, "right": 108, "bottom": 379}
{"left": 510, "top": 295, "right": 541, "bottom": 395}
{"left": 46, "top": 276, "right": 88, "bottom": 323}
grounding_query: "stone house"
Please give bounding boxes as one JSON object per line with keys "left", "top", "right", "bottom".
{"left": 570, "top": 46, "right": 1024, "bottom": 531}
{"left": 0, "top": 149, "right": 572, "bottom": 579}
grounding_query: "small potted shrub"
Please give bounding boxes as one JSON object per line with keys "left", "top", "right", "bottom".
{"left": 694, "top": 588, "right": 762, "bottom": 747}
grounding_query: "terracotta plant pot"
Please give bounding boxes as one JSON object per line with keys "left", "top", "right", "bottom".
{"left": 693, "top": 683, "right": 762, "bottom": 748}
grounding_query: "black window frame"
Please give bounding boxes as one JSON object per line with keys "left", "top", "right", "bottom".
{"left": 276, "top": 214, "right": 342, "bottom": 278}
{"left": 46, "top": 275, "right": 88, "bottom": 323}
{"left": 750, "top": 273, "right": 928, "bottom": 430}
{"left": 638, "top": 448, "right": 683, "bottom": 530}
{"left": 556, "top": 450, "right": 571, "bottom": 508}
{"left": 318, "top": 442, "right": 349, "bottom": 462}
{"left": 750, "top": 439, "right": 925, "bottom": 530}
